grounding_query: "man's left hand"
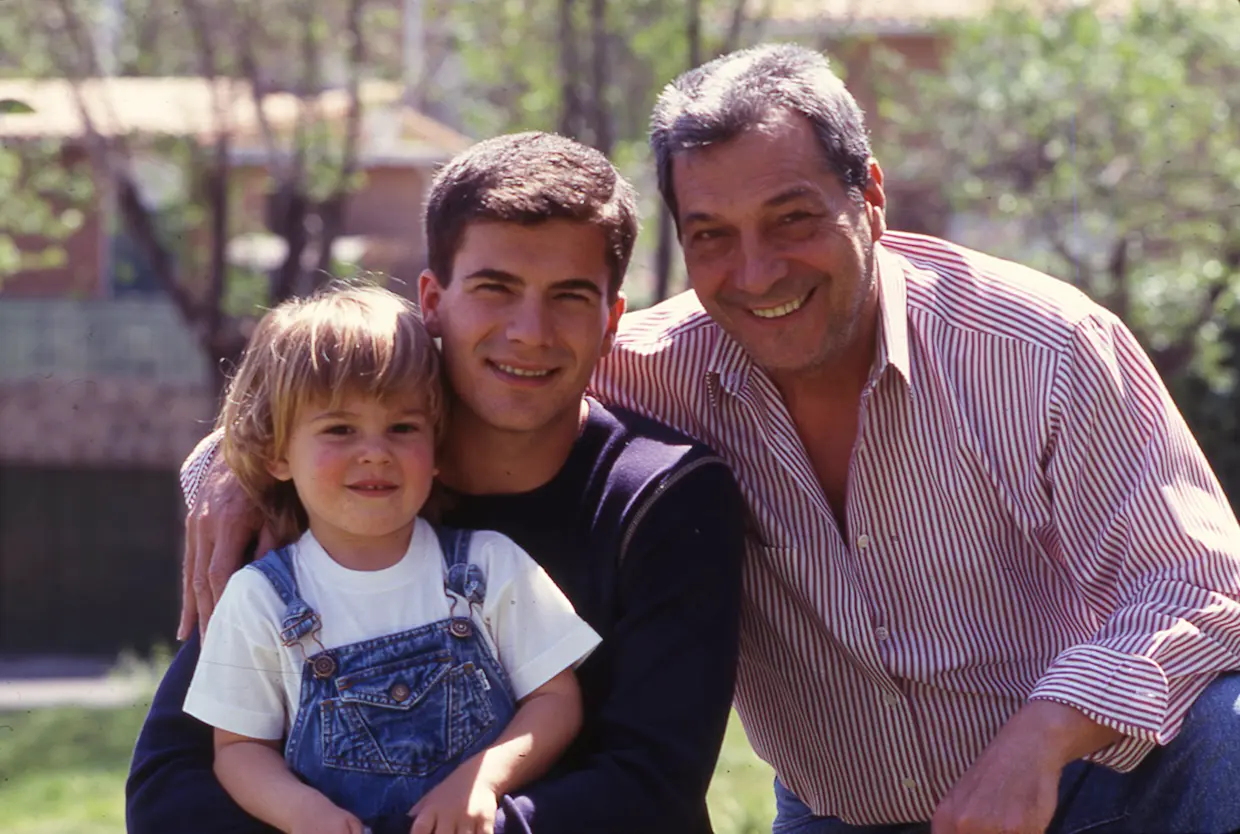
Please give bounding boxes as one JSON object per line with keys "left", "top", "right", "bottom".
{"left": 931, "top": 701, "right": 1123, "bottom": 834}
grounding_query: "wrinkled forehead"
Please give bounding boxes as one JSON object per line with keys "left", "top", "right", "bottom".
{"left": 672, "top": 116, "right": 846, "bottom": 223}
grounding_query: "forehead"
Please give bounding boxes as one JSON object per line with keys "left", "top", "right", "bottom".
{"left": 300, "top": 386, "right": 429, "bottom": 416}
{"left": 672, "top": 113, "right": 846, "bottom": 220}
{"left": 451, "top": 219, "right": 611, "bottom": 288}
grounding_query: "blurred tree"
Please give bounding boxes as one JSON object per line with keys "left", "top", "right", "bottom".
{"left": 872, "top": 0, "right": 1240, "bottom": 501}
{"left": 440, "top": 0, "right": 760, "bottom": 304}
{"left": 0, "top": 0, "right": 375, "bottom": 399}
{"left": 0, "top": 96, "right": 92, "bottom": 280}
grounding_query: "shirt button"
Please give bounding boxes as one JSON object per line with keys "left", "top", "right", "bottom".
{"left": 874, "top": 626, "right": 890, "bottom": 641}
{"left": 882, "top": 690, "right": 901, "bottom": 706}
{"left": 857, "top": 534, "right": 871, "bottom": 550}
{"left": 902, "top": 777, "right": 919, "bottom": 791}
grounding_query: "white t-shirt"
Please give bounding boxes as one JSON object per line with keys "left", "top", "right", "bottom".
{"left": 184, "top": 518, "right": 601, "bottom": 740}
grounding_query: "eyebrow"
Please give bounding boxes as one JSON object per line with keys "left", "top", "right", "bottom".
{"left": 464, "top": 268, "right": 603, "bottom": 297}
{"left": 309, "top": 408, "right": 426, "bottom": 422}
{"left": 463, "top": 268, "right": 522, "bottom": 285}
{"left": 764, "top": 186, "right": 817, "bottom": 209}
{"left": 682, "top": 186, "right": 819, "bottom": 226}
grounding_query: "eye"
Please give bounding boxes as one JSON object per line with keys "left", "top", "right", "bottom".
{"left": 691, "top": 228, "right": 727, "bottom": 243}
{"left": 475, "top": 282, "right": 510, "bottom": 294}
{"left": 555, "top": 291, "right": 594, "bottom": 303}
{"left": 781, "top": 211, "right": 814, "bottom": 224}
{"left": 322, "top": 424, "right": 353, "bottom": 436}
{"left": 390, "top": 421, "right": 422, "bottom": 434}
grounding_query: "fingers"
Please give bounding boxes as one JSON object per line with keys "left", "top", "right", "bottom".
{"left": 254, "top": 522, "right": 280, "bottom": 562}
{"left": 409, "top": 810, "right": 435, "bottom": 834}
{"left": 178, "top": 520, "right": 199, "bottom": 641}
{"left": 192, "top": 505, "right": 218, "bottom": 639}
{"left": 189, "top": 460, "right": 260, "bottom": 637}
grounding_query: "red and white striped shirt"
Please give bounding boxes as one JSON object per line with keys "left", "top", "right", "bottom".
{"left": 590, "top": 231, "right": 1240, "bottom": 824}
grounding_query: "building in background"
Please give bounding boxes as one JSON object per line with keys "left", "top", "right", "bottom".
{"left": 0, "top": 78, "right": 469, "bottom": 657}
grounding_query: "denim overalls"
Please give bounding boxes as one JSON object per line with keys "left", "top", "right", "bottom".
{"left": 249, "top": 525, "right": 518, "bottom": 824}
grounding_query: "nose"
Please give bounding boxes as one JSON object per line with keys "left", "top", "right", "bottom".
{"left": 357, "top": 436, "right": 392, "bottom": 465}
{"left": 505, "top": 296, "right": 554, "bottom": 347}
{"left": 734, "top": 233, "right": 788, "bottom": 297}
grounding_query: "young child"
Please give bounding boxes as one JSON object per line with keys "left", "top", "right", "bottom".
{"left": 184, "top": 284, "right": 601, "bottom": 834}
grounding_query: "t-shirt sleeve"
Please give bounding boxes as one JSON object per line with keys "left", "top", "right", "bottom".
{"left": 475, "top": 532, "right": 602, "bottom": 701}
{"left": 183, "top": 567, "right": 290, "bottom": 740}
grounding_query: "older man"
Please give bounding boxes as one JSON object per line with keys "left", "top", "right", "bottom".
{"left": 592, "top": 43, "right": 1240, "bottom": 834}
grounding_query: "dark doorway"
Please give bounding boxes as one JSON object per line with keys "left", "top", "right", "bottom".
{"left": 0, "top": 465, "right": 181, "bottom": 657}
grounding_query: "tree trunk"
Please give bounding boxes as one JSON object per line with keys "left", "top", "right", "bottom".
{"left": 654, "top": 208, "right": 675, "bottom": 303}
{"left": 558, "top": 0, "right": 583, "bottom": 139}
{"left": 589, "top": 0, "right": 612, "bottom": 155}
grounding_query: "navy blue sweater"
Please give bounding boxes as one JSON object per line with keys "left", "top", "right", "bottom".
{"left": 126, "top": 400, "right": 746, "bottom": 834}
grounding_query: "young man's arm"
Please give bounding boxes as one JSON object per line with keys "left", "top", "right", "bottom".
{"left": 496, "top": 457, "right": 747, "bottom": 834}
{"left": 126, "top": 634, "right": 279, "bottom": 834}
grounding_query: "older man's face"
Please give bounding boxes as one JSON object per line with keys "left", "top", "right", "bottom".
{"left": 672, "top": 111, "right": 886, "bottom": 379}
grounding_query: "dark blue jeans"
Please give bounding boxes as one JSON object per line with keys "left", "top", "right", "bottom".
{"left": 773, "top": 673, "right": 1240, "bottom": 834}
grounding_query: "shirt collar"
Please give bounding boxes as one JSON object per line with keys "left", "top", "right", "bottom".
{"left": 874, "top": 240, "right": 913, "bottom": 392}
{"left": 705, "top": 240, "right": 914, "bottom": 402}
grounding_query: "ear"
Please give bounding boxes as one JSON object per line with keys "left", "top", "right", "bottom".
{"left": 600, "top": 292, "right": 627, "bottom": 356}
{"left": 418, "top": 270, "right": 446, "bottom": 338}
{"left": 863, "top": 158, "right": 887, "bottom": 242}
{"left": 267, "top": 457, "right": 293, "bottom": 482}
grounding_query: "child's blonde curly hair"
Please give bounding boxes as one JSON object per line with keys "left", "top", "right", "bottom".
{"left": 217, "top": 282, "right": 445, "bottom": 543}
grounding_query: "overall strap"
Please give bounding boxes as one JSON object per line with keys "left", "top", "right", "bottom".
{"left": 435, "top": 524, "right": 486, "bottom": 605}
{"left": 249, "top": 546, "right": 323, "bottom": 647}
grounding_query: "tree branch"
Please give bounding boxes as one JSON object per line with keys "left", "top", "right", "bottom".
{"left": 181, "top": 0, "right": 231, "bottom": 345}
{"left": 314, "top": 0, "right": 368, "bottom": 281}
{"left": 557, "top": 0, "right": 583, "bottom": 139}
{"left": 589, "top": 0, "right": 612, "bottom": 155}
{"left": 50, "top": 0, "right": 202, "bottom": 327}
{"left": 1106, "top": 233, "right": 1131, "bottom": 323}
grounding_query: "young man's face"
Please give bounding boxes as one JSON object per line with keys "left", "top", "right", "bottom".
{"left": 419, "top": 218, "right": 625, "bottom": 439}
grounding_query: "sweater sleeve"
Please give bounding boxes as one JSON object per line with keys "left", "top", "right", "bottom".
{"left": 496, "top": 456, "right": 746, "bottom": 833}
{"left": 126, "top": 633, "right": 279, "bottom": 834}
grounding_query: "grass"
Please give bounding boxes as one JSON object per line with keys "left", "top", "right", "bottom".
{"left": 0, "top": 693, "right": 775, "bottom": 834}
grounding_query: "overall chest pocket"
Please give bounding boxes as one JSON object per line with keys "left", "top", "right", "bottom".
{"left": 320, "top": 653, "right": 498, "bottom": 776}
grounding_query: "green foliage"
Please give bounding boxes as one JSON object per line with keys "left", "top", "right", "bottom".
{"left": 878, "top": 0, "right": 1240, "bottom": 369}
{"left": 0, "top": 142, "right": 95, "bottom": 281}
{"left": 871, "top": 0, "right": 1240, "bottom": 502}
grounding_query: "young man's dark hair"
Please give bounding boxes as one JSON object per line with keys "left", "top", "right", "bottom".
{"left": 425, "top": 131, "right": 639, "bottom": 300}
{"left": 650, "top": 43, "right": 872, "bottom": 224}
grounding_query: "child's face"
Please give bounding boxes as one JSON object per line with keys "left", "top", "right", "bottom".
{"left": 268, "top": 389, "right": 436, "bottom": 564}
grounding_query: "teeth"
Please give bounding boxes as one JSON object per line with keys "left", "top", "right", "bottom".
{"left": 496, "top": 363, "right": 552, "bottom": 378}
{"left": 751, "top": 294, "right": 809, "bottom": 319}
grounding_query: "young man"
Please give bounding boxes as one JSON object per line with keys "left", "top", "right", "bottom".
{"left": 591, "top": 43, "right": 1240, "bottom": 834}
{"left": 126, "top": 132, "right": 747, "bottom": 834}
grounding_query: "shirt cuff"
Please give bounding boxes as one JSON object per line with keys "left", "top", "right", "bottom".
{"left": 495, "top": 794, "right": 535, "bottom": 834}
{"left": 180, "top": 430, "right": 223, "bottom": 510}
{"left": 1028, "top": 643, "right": 1169, "bottom": 771}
